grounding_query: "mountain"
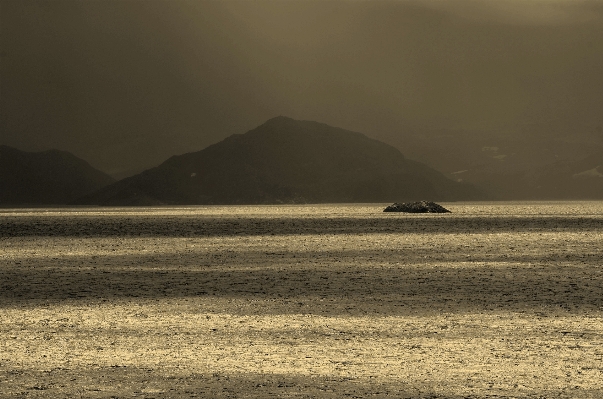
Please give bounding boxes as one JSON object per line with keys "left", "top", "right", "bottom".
{"left": 520, "top": 151, "right": 603, "bottom": 199}
{"left": 0, "top": 145, "right": 115, "bottom": 205}
{"left": 77, "top": 117, "right": 483, "bottom": 205}
{"left": 387, "top": 128, "right": 603, "bottom": 200}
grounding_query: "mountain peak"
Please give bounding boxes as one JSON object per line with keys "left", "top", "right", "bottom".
{"left": 263, "top": 115, "right": 295, "bottom": 124}
{"left": 77, "top": 119, "right": 483, "bottom": 205}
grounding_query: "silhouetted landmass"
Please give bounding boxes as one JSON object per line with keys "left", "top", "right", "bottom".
{"left": 526, "top": 151, "right": 603, "bottom": 199}
{"left": 469, "top": 150, "right": 603, "bottom": 200}
{"left": 391, "top": 131, "right": 603, "bottom": 199}
{"left": 0, "top": 145, "right": 115, "bottom": 205}
{"left": 76, "top": 117, "right": 484, "bottom": 205}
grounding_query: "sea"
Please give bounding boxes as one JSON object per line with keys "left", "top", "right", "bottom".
{"left": 1, "top": 201, "right": 603, "bottom": 397}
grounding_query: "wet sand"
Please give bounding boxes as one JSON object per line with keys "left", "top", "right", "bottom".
{"left": 1, "top": 203, "right": 603, "bottom": 398}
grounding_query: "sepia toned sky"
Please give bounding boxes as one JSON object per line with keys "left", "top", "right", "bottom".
{"left": 1, "top": 0, "right": 603, "bottom": 176}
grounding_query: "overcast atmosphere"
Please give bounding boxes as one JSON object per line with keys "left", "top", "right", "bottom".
{"left": 2, "top": 0, "right": 603, "bottom": 177}
{"left": 4, "top": 3, "right": 603, "bottom": 396}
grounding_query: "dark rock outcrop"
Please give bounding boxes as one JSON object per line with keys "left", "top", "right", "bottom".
{"left": 384, "top": 201, "right": 451, "bottom": 213}
{"left": 77, "top": 116, "right": 484, "bottom": 205}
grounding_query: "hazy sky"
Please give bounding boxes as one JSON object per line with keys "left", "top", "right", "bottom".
{"left": 1, "top": 0, "right": 603, "bottom": 175}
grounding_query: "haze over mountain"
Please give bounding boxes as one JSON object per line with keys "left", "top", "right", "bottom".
{"left": 2, "top": 0, "right": 602, "bottom": 183}
{"left": 0, "top": 145, "right": 115, "bottom": 205}
{"left": 389, "top": 128, "right": 603, "bottom": 199}
{"left": 76, "top": 117, "right": 482, "bottom": 205}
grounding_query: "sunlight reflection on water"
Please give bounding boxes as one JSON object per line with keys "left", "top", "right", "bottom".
{"left": 1, "top": 201, "right": 603, "bottom": 218}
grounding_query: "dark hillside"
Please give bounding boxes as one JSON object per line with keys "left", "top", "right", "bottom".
{"left": 0, "top": 145, "right": 115, "bottom": 205}
{"left": 389, "top": 130, "right": 603, "bottom": 200}
{"left": 77, "top": 117, "right": 483, "bottom": 205}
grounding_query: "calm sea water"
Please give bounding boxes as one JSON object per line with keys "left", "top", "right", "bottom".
{"left": 2, "top": 201, "right": 603, "bottom": 218}
{"left": 2, "top": 201, "right": 602, "bottom": 239}
{"left": 3, "top": 201, "right": 603, "bottom": 397}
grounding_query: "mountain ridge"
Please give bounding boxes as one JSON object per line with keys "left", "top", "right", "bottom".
{"left": 386, "top": 131, "right": 603, "bottom": 200}
{"left": 76, "top": 117, "right": 484, "bottom": 205}
{"left": 0, "top": 145, "right": 116, "bottom": 205}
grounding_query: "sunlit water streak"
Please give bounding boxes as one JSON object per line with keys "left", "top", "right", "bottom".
{"left": 2, "top": 200, "right": 603, "bottom": 217}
